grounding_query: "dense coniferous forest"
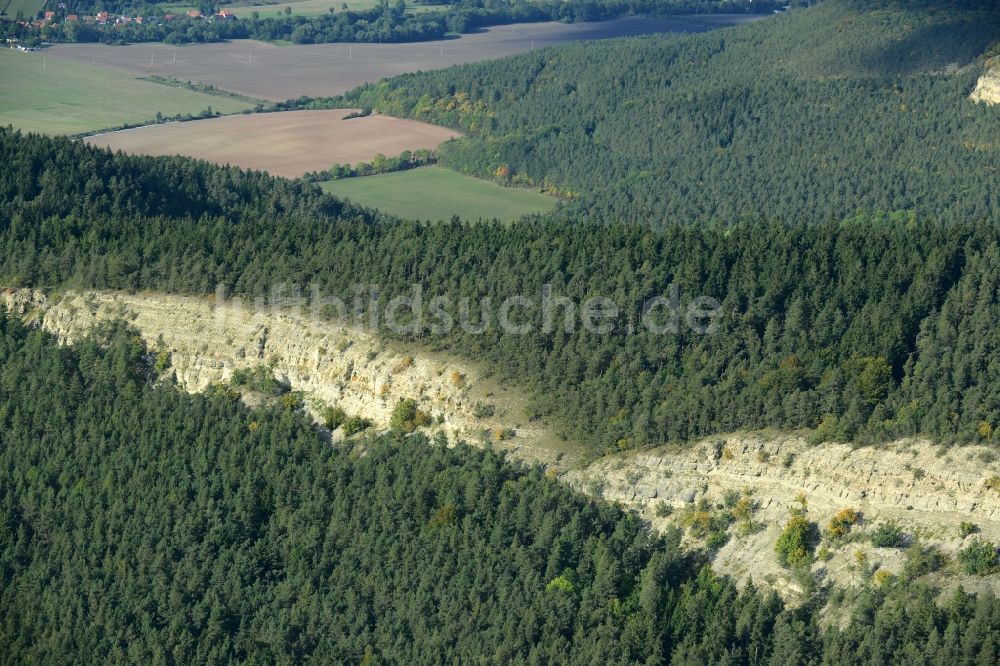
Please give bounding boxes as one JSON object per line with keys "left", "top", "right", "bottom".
{"left": 342, "top": 0, "right": 1000, "bottom": 225}
{"left": 3, "top": 315, "right": 1000, "bottom": 663}
{"left": 6, "top": 1, "right": 1000, "bottom": 660}
{"left": 4, "top": 128, "right": 1000, "bottom": 452}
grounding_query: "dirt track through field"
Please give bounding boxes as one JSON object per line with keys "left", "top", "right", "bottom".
{"left": 46, "top": 16, "right": 760, "bottom": 101}
{"left": 84, "top": 110, "right": 462, "bottom": 177}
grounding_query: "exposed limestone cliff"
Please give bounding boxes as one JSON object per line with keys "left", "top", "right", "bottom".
{"left": 971, "top": 61, "right": 1000, "bottom": 105}
{"left": 567, "top": 433, "right": 1000, "bottom": 599}
{"left": 8, "top": 289, "right": 566, "bottom": 465}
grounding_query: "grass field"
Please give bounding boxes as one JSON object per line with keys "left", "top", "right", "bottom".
{"left": 0, "top": 0, "right": 45, "bottom": 19}
{"left": 0, "top": 49, "right": 255, "bottom": 135}
{"left": 320, "top": 167, "right": 558, "bottom": 222}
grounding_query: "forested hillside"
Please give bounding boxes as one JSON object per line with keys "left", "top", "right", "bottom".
{"left": 3, "top": 314, "right": 1000, "bottom": 663}
{"left": 4, "top": 129, "right": 1000, "bottom": 453}
{"left": 6, "top": 2, "right": 1000, "bottom": 658}
{"left": 343, "top": 0, "right": 1000, "bottom": 225}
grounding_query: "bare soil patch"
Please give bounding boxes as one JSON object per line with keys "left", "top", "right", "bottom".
{"left": 84, "top": 109, "right": 462, "bottom": 177}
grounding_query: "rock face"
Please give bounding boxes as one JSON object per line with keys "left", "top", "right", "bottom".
{"left": 971, "top": 62, "right": 1000, "bottom": 105}
{"left": 10, "top": 289, "right": 563, "bottom": 464}
{"left": 7, "top": 288, "right": 1000, "bottom": 597}
{"left": 1, "top": 288, "right": 46, "bottom": 315}
{"left": 566, "top": 433, "right": 1000, "bottom": 597}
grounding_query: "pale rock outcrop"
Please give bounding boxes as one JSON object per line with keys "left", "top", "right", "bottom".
{"left": 7, "top": 289, "right": 563, "bottom": 464}
{"left": 567, "top": 433, "right": 1000, "bottom": 597}
{"left": 971, "top": 62, "right": 1000, "bottom": 105}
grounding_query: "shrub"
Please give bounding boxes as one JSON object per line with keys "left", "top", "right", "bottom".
{"left": 231, "top": 365, "right": 290, "bottom": 396}
{"left": 280, "top": 392, "right": 304, "bottom": 411}
{"left": 903, "top": 543, "right": 946, "bottom": 579}
{"left": 342, "top": 415, "right": 372, "bottom": 436}
{"left": 706, "top": 530, "right": 730, "bottom": 551}
{"left": 322, "top": 405, "right": 348, "bottom": 430}
{"left": 870, "top": 521, "right": 904, "bottom": 548}
{"left": 873, "top": 570, "right": 895, "bottom": 587}
{"left": 958, "top": 539, "right": 999, "bottom": 576}
{"left": 775, "top": 515, "right": 819, "bottom": 568}
{"left": 683, "top": 510, "right": 712, "bottom": 538}
{"left": 390, "top": 398, "right": 431, "bottom": 433}
{"left": 827, "top": 508, "right": 860, "bottom": 539}
{"left": 960, "top": 521, "right": 979, "bottom": 538}
{"left": 472, "top": 402, "right": 496, "bottom": 419}
{"left": 732, "top": 495, "right": 756, "bottom": 522}
{"left": 654, "top": 502, "right": 673, "bottom": 518}
{"left": 853, "top": 549, "right": 868, "bottom": 572}
{"left": 736, "top": 520, "right": 759, "bottom": 538}
{"left": 154, "top": 349, "right": 171, "bottom": 374}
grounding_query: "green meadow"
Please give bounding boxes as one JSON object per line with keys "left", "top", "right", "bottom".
{"left": 320, "top": 167, "right": 559, "bottom": 222}
{"left": 0, "top": 49, "right": 255, "bottom": 135}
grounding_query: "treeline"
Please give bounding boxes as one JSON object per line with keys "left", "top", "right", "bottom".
{"left": 302, "top": 148, "right": 436, "bottom": 182}
{"left": 6, "top": 129, "right": 1000, "bottom": 452}
{"left": 6, "top": 3, "right": 446, "bottom": 45}
{"left": 5, "top": 0, "right": 788, "bottom": 45}
{"left": 3, "top": 315, "right": 1000, "bottom": 663}
{"left": 342, "top": 0, "right": 1000, "bottom": 226}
